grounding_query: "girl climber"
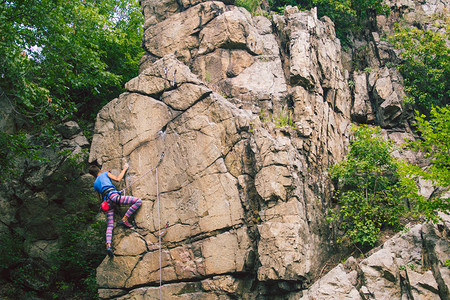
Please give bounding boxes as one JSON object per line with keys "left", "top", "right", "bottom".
{"left": 88, "top": 163, "right": 142, "bottom": 257}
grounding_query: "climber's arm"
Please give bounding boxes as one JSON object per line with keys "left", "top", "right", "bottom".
{"left": 107, "top": 163, "right": 129, "bottom": 182}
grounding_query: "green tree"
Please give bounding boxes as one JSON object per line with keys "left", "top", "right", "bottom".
{"left": 0, "top": 0, "right": 143, "bottom": 124}
{"left": 267, "top": 0, "right": 389, "bottom": 39}
{"left": 0, "top": 0, "right": 143, "bottom": 178}
{"left": 330, "top": 125, "right": 419, "bottom": 247}
{"left": 405, "top": 105, "right": 450, "bottom": 220}
{"left": 390, "top": 25, "right": 450, "bottom": 114}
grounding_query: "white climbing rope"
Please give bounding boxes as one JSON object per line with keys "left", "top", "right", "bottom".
{"left": 120, "top": 152, "right": 165, "bottom": 298}
{"left": 156, "top": 166, "right": 162, "bottom": 300}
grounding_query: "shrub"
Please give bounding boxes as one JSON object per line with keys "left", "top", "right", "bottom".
{"left": 405, "top": 105, "right": 450, "bottom": 221}
{"left": 259, "top": 106, "right": 296, "bottom": 129}
{"left": 236, "top": 0, "right": 262, "bottom": 15}
{"left": 390, "top": 25, "right": 450, "bottom": 114}
{"left": 49, "top": 211, "right": 106, "bottom": 298}
{"left": 329, "top": 125, "right": 419, "bottom": 247}
{"left": 274, "top": 106, "right": 296, "bottom": 128}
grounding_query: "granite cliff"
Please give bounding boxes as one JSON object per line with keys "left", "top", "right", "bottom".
{"left": 87, "top": 0, "right": 449, "bottom": 298}
{"left": 1, "top": 0, "right": 448, "bottom": 299}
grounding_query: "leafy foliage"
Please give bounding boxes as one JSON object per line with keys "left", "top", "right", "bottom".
{"left": 445, "top": 259, "right": 450, "bottom": 268}
{"left": 404, "top": 105, "right": 450, "bottom": 220}
{"left": 267, "top": 0, "right": 389, "bottom": 40}
{"left": 0, "top": 0, "right": 143, "bottom": 179}
{"left": 390, "top": 25, "right": 450, "bottom": 114}
{"left": 50, "top": 212, "right": 106, "bottom": 298}
{"left": 0, "top": 0, "right": 143, "bottom": 124}
{"left": 329, "top": 125, "right": 419, "bottom": 247}
{"left": 236, "top": 0, "right": 263, "bottom": 14}
{"left": 407, "top": 105, "right": 450, "bottom": 188}
{"left": 0, "top": 132, "right": 43, "bottom": 180}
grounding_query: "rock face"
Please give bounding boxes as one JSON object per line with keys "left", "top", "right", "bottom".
{"left": 0, "top": 121, "right": 96, "bottom": 292}
{"left": 0, "top": 121, "right": 91, "bottom": 241}
{"left": 298, "top": 215, "right": 450, "bottom": 300}
{"left": 89, "top": 0, "right": 449, "bottom": 299}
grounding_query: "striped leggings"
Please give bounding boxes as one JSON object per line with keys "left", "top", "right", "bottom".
{"left": 105, "top": 192, "right": 142, "bottom": 244}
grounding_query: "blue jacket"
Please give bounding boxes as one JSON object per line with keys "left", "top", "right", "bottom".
{"left": 94, "top": 172, "right": 117, "bottom": 199}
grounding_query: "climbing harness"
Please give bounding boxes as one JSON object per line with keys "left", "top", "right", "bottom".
{"left": 98, "top": 187, "right": 119, "bottom": 212}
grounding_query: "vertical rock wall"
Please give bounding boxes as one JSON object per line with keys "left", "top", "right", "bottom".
{"left": 90, "top": 2, "right": 349, "bottom": 298}
{"left": 0, "top": 121, "right": 95, "bottom": 294}
{"left": 90, "top": 0, "right": 448, "bottom": 298}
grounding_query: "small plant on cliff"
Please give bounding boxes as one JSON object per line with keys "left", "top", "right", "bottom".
{"left": 236, "top": 0, "right": 263, "bottom": 15}
{"left": 445, "top": 259, "right": 450, "bottom": 268}
{"left": 329, "top": 125, "right": 420, "bottom": 248}
{"left": 274, "top": 106, "right": 295, "bottom": 129}
{"left": 259, "top": 106, "right": 296, "bottom": 129}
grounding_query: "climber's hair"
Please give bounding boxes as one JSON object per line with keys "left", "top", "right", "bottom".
{"left": 88, "top": 165, "right": 101, "bottom": 177}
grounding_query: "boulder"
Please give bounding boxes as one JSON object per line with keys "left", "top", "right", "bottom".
{"left": 56, "top": 121, "right": 82, "bottom": 139}
{"left": 299, "top": 264, "right": 362, "bottom": 299}
{"left": 299, "top": 221, "right": 450, "bottom": 300}
{"left": 142, "top": 1, "right": 226, "bottom": 61}
{"left": 198, "top": 7, "right": 264, "bottom": 56}
{"left": 370, "top": 68, "right": 406, "bottom": 128}
{"left": 351, "top": 72, "right": 376, "bottom": 123}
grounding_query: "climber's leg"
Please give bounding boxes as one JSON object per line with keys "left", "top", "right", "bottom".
{"left": 120, "top": 195, "right": 142, "bottom": 219}
{"left": 105, "top": 208, "right": 114, "bottom": 246}
{"left": 110, "top": 193, "right": 142, "bottom": 228}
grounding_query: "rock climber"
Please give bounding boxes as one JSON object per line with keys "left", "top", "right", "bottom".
{"left": 88, "top": 163, "right": 142, "bottom": 257}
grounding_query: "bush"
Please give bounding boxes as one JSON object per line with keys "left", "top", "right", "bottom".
{"left": 268, "top": 0, "right": 390, "bottom": 41}
{"left": 0, "top": 132, "right": 45, "bottom": 181}
{"left": 259, "top": 106, "right": 296, "bottom": 129}
{"left": 390, "top": 25, "right": 450, "bottom": 114}
{"left": 329, "top": 125, "right": 419, "bottom": 247}
{"left": 405, "top": 105, "right": 450, "bottom": 221}
{"left": 236, "top": 0, "right": 263, "bottom": 14}
{"left": 50, "top": 212, "right": 106, "bottom": 298}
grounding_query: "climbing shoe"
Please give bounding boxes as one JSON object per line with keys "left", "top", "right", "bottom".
{"left": 106, "top": 247, "right": 114, "bottom": 257}
{"left": 120, "top": 220, "right": 134, "bottom": 229}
